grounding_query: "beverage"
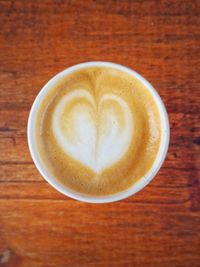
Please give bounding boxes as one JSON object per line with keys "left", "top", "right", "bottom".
{"left": 32, "top": 64, "right": 163, "bottom": 197}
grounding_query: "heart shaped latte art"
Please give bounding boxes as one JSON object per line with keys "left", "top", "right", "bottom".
{"left": 52, "top": 89, "right": 133, "bottom": 173}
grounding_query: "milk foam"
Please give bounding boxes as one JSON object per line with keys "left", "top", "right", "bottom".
{"left": 52, "top": 89, "right": 133, "bottom": 173}
{"left": 36, "top": 66, "right": 161, "bottom": 196}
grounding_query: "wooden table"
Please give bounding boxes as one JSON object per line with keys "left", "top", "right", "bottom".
{"left": 0, "top": 1, "right": 200, "bottom": 266}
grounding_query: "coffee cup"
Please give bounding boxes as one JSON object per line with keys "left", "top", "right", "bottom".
{"left": 27, "top": 62, "right": 169, "bottom": 203}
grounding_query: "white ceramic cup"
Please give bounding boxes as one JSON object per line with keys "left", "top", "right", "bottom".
{"left": 27, "top": 62, "right": 170, "bottom": 203}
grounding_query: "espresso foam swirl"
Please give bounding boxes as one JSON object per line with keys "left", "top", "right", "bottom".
{"left": 35, "top": 66, "right": 161, "bottom": 196}
{"left": 52, "top": 89, "right": 133, "bottom": 173}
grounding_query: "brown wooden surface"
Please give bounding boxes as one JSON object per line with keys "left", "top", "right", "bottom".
{"left": 0, "top": 1, "right": 200, "bottom": 266}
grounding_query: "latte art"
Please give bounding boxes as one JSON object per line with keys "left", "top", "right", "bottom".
{"left": 35, "top": 66, "right": 161, "bottom": 195}
{"left": 52, "top": 89, "right": 133, "bottom": 173}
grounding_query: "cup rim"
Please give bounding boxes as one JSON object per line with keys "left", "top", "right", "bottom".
{"left": 27, "top": 61, "right": 170, "bottom": 203}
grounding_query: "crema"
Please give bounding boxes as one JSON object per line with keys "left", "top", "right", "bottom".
{"left": 35, "top": 66, "right": 161, "bottom": 195}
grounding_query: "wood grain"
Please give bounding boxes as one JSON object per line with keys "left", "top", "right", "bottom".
{"left": 0, "top": 0, "right": 200, "bottom": 266}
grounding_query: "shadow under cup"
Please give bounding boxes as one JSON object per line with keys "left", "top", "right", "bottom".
{"left": 27, "top": 62, "right": 170, "bottom": 203}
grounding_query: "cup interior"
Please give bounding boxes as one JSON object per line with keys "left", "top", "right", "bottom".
{"left": 27, "top": 62, "right": 170, "bottom": 203}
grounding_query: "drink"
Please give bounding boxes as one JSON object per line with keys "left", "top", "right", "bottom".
{"left": 28, "top": 62, "right": 169, "bottom": 202}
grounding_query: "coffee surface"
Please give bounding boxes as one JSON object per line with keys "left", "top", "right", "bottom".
{"left": 35, "top": 66, "right": 161, "bottom": 195}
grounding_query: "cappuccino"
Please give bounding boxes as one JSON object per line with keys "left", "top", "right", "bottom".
{"left": 35, "top": 66, "right": 161, "bottom": 195}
